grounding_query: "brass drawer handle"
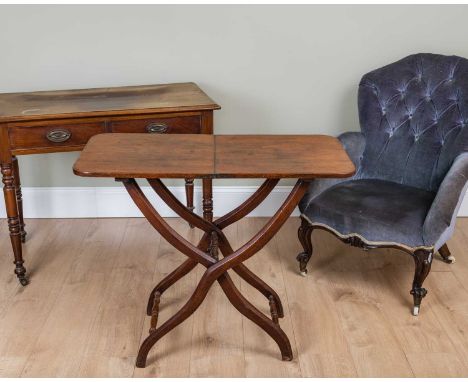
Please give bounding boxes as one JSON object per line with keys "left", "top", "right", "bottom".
{"left": 146, "top": 123, "right": 168, "bottom": 134}
{"left": 46, "top": 129, "right": 72, "bottom": 143}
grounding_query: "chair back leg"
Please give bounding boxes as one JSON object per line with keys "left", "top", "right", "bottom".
{"left": 439, "top": 243, "right": 456, "bottom": 264}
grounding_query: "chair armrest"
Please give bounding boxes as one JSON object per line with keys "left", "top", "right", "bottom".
{"left": 299, "top": 131, "right": 365, "bottom": 212}
{"left": 423, "top": 153, "right": 468, "bottom": 249}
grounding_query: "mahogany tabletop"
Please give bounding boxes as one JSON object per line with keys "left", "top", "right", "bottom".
{"left": 0, "top": 82, "right": 220, "bottom": 123}
{"left": 73, "top": 134, "right": 355, "bottom": 179}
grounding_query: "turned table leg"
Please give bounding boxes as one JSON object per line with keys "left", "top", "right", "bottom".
{"left": 185, "top": 178, "right": 194, "bottom": 228}
{"left": 1, "top": 162, "right": 28, "bottom": 286}
{"left": 12, "top": 157, "right": 26, "bottom": 243}
{"left": 184, "top": 178, "right": 194, "bottom": 212}
{"left": 202, "top": 178, "right": 213, "bottom": 222}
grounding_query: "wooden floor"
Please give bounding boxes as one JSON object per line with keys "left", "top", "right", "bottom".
{"left": 0, "top": 217, "right": 468, "bottom": 377}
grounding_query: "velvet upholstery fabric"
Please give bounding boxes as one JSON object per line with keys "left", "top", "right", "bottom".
{"left": 302, "top": 179, "right": 435, "bottom": 247}
{"left": 298, "top": 132, "right": 365, "bottom": 212}
{"left": 300, "top": 53, "right": 468, "bottom": 249}
{"left": 424, "top": 153, "right": 468, "bottom": 249}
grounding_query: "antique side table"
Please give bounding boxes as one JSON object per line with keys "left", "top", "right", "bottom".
{"left": 0, "top": 83, "right": 220, "bottom": 285}
{"left": 73, "top": 133, "right": 355, "bottom": 367}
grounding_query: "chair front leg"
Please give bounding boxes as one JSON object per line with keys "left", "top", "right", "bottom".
{"left": 297, "top": 217, "right": 313, "bottom": 276}
{"left": 410, "top": 248, "right": 433, "bottom": 316}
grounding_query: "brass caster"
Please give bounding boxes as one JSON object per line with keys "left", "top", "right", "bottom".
{"left": 412, "top": 305, "right": 420, "bottom": 316}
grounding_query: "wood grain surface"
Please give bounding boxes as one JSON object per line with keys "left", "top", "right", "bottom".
{"left": 0, "top": 217, "right": 467, "bottom": 377}
{"left": 0, "top": 83, "right": 220, "bottom": 122}
{"left": 73, "top": 134, "right": 355, "bottom": 179}
{"left": 214, "top": 135, "right": 355, "bottom": 179}
{"left": 73, "top": 134, "right": 215, "bottom": 179}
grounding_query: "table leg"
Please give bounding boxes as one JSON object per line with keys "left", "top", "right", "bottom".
{"left": 218, "top": 237, "right": 284, "bottom": 318}
{"left": 146, "top": 240, "right": 208, "bottom": 316}
{"left": 1, "top": 162, "right": 28, "bottom": 286}
{"left": 146, "top": 237, "right": 284, "bottom": 320}
{"left": 12, "top": 157, "right": 26, "bottom": 243}
{"left": 202, "top": 178, "right": 213, "bottom": 222}
{"left": 184, "top": 178, "right": 194, "bottom": 212}
{"left": 146, "top": 179, "right": 283, "bottom": 317}
{"left": 184, "top": 178, "right": 194, "bottom": 228}
{"left": 122, "top": 178, "right": 308, "bottom": 367}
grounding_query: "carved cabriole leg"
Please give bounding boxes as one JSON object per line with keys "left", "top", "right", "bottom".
{"left": 1, "top": 162, "right": 28, "bottom": 286}
{"left": 439, "top": 243, "right": 456, "bottom": 264}
{"left": 12, "top": 157, "right": 26, "bottom": 242}
{"left": 202, "top": 178, "right": 213, "bottom": 222}
{"left": 410, "top": 248, "right": 433, "bottom": 316}
{"left": 185, "top": 178, "right": 194, "bottom": 228}
{"left": 296, "top": 217, "right": 313, "bottom": 276}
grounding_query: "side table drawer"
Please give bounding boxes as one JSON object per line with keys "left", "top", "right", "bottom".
{"left": 9, "top": 120, "right": 106, "bottom": 151}
{"left": 110, "top": 114, "right": 201, "bottom": 134}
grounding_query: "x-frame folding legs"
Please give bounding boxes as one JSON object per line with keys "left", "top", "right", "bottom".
{"left": 119, "top": 177, "right": 308, "bottom": 368}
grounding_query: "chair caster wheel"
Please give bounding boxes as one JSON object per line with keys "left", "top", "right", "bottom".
{"left": 412, "top": 305, "right": 420, "bottom": 316}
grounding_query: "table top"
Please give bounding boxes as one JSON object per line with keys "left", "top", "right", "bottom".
{"left": 0, "top": 82, "right": 220, "bottom": 123}
{"left": 73, "top": 134, "right": 355, "bottom": 179}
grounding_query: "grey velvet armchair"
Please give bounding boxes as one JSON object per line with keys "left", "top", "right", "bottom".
{"left": 297, "top": 53, "right": 468, "bottom": 315}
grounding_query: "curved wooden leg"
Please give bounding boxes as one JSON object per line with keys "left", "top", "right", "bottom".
{"left": 148, "top": 178, "right": 279, "bottom": 234}
{"left": 1, "top": 162, "right": 28, "bottom": 286}
{"left": 148, "top": 178, "right": 285, "bottom": 317}
{"left": 121, "top": 179, "right": 215, "bottom": 268}
{"left": 146, "top": 234, "right": 210, "bottom": 315}
{"left": 139, "top": 269, "right": 292, "bottom": 368}
{"left": 146, "top": 258, "right": 197, "bottom": 316}
{"left": 12, "top": 157, "right": 26, "bottom": 243}
{"left": 131, "top": 178, "right": 307, "bottom": 367}
{"left": 146, "top": 234, "right": 285, "bottom": 320}
{"left": 233, "top": 263, "right": 284, "bottom": 318}
{"left": 439, "top": 243, "right": 456, "bottom": 264}
{"left": 217, "top": 273, "right": 292, "bottom": 360}
{"left": 217, "top": 234, "right": 284, "bottom": 318}
{"left": 410, "top": 249, "right": 433, "bottom": 316}
{"left": 136, "top": 261, "right": 220, "bottom": 368}
{"left": 297, "top": 217, "right": 313, "bottom": 276}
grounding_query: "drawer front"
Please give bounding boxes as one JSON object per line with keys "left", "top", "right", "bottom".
{"left": 110, "top": 115, "right": 201, "bottom": 134}
{"left": 9, "top": 121, "right": 106, "bottom": 150}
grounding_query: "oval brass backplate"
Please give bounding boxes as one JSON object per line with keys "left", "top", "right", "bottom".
{"left": 146, "top": 123, "right": 168, "bottom": 134}
{"left": 46, "top": 129, "right": 72, "bottom": 143}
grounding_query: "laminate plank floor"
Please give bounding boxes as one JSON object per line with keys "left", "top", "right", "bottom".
{"left": 0, "top": 217, "right": 467, "bottom": 377}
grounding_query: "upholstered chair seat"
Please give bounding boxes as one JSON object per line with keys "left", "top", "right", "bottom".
{"left": 297, "top": 53, "right": 468, "bottom": 316}
{"left": 301, "top": 179, "right": 435, "bottom": 248}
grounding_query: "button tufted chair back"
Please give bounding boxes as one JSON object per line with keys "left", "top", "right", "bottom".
{"left": 358, "top": 53, "right": 468, "bottom": 192}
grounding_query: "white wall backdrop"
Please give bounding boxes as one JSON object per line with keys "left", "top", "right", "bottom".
{"left": 1, "top": 5, "right": 468, "bottom": 216}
